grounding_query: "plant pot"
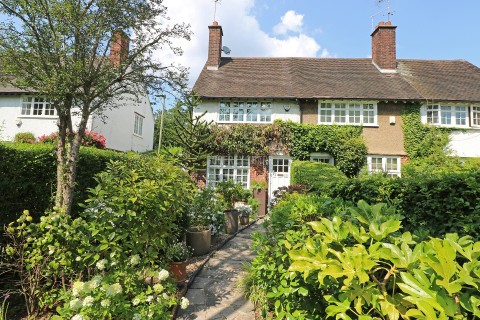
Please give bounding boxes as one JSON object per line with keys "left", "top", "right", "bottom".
{"left": 169, "top": 261, "right": 187, "bottom": 283}
{"left": 239, "top": 215, "right": 250, "bottom": 225}
{"left": 211, "top": 233, "right": 219, "bottom": 244}
{"left": 186, "top": 228, "right": 211, "bottom": 256}
{"left": 224, "top": 210, "right": 239, "bottom": 234}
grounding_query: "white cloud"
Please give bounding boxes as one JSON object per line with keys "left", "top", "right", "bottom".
{"left": 273, "top": 10, "right": 304, "bottom": 35}
{"left": 159, "top": 0, "right": 328, "bottom": 91}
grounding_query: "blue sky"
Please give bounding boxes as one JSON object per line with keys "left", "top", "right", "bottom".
{"left": 158, "top": 0, "right": 479, "bottom": 108}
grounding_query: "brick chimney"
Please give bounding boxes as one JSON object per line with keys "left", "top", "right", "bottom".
{"left": 371, "top": 21, "right": 397, "bottom": 72}
{"left": 207, "top": 21, "right": 223, "bottom": 70}
{"left": 110, "top": 30, "right": 130, "bottom": 66}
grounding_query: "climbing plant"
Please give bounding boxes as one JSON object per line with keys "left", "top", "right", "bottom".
{"left": 209, "top": 120, "right": 367, "bottom": 177}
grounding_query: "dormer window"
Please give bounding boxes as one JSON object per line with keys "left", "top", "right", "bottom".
{"left": 21, "top": 97, "right": 55, "bottom": 116}
{"left": 218, "top": 101, "right": 272, "bottom": 123}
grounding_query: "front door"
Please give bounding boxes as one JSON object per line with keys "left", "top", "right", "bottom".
{"left": 268, "top": 156, "right": 292, "bottom": 204}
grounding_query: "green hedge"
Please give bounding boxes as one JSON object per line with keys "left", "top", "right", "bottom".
{"left": 290, "top": 160, "right": 347, "bottom": 192}
{"left": 0, "top": 143, "right": 126, "bottom": 227}
{"left": 329, "top": 170, "right": 480, "bottom": 238}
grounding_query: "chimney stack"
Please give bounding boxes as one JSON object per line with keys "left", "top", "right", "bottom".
{"left": 371, "top": 21, "right": 397, "bottom": 72}
{"left": 207, "top": 21, "right": 223, "bottom": 70}
{"left": 110, "top": 30, "right": 130, "bottom": 66}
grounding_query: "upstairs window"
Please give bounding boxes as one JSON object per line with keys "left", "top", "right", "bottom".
{"left": 21, "top": 97, "right": 55, "bottom": 116}
{"left": 319, "top": 101, "right": 377, "bottom": 126}
{"left": 367, "top": 156, "right": 401, "bottom": 177}
{"left": 219, "top": 102, "right": 272, "bottom": 123}
{"left": 134, "top": 113, "right": 144, "bottom": 136}
{"left": 426, "top": 104, "right": 468, "bottom": 127}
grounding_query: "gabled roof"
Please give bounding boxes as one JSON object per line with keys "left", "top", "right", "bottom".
{"left": 193, "top": 57, "right": 480, "bottom": 102}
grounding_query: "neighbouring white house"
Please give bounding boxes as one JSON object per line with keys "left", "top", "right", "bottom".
{"left": 0, "top": 33, "right": 155, "bottom": 153}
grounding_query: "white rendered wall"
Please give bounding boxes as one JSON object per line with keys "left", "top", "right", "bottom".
{"left": 194, "top": 99, "right": 301, "bottom": 124}
{"left": 91, "top": 93, "right": 154, "bottom": 152}
{"left": 448, "top": 130, "right": 480, "bottom": 158}
{"left": 0, "top": 95, "right": 87, "bottom": 141}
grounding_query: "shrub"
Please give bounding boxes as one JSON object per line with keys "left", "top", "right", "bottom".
{"left": 37, "top": 132, "right": 57, "bottom": 144}
{"left": 330, "top": 170, "right": 480, "bottom": 239}
{"left": 14, "top": 132, "right": 35, "bottom": 144}
{"left": 0, "top": 142, "right": 126, "bottom": 229}
{"left": 81, "top": 130, "right": 106, "bottom": 149}
{"left": 290, "top": 160, "right": 347, "bottom": 192}
{"left": 3, "top": 156, "right": 194, "bottom": 317}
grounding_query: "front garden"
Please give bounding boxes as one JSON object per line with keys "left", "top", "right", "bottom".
{"left": 0, "top": 145, "right": 260, "bottom": 319}
{"left": 244, "top": 161, "right": 480, "bottom": 319}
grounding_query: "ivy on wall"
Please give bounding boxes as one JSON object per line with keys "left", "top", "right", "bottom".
{"left": 209, "top": 120, "right": 367, "bottom": 177}
{"left": 401, "top": 104, "right": 451, "bottom": 159}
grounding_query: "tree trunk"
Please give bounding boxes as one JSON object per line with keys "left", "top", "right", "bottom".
{"left": 55, "top": 100, "right": 90, "bottom": 215}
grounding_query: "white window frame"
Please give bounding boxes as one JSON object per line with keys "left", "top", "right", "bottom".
{"left": 318, "top": 100, "right": 378, "bottom": 126}
{"left": 218, "top": 101, "right": 272, "bottom": 123}
{"left": 20, "top": 96, "right": 56, "bottom": 117}
{"left": 472, "top": 106, "right": 480, "bottom": 128}
{"left": 309, "top": 152, "right": 334, "bottom": 165}
{"left": 423, "top": 104, "right": 469, "bottom": 128}
{"left": 134, "top": 113, "right": 144, "bottom": 136}
{"left": 367, "top": 155, "right": 401, "bottom": 177}
{"left": 207, "top": 155, "right": 250, "bottom": 188}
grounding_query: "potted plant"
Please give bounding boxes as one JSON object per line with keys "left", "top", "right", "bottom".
{"left": 216, "top": 180, "right": 250, "bottom": 234}
{"left": 166, "top": 242, "right": 191, "bottom": 282}
{"left": 186, "top": 188, "right": 219, "bottom": 256}
{"left": 236, "top": 204, "right": 252, "bottom": 225}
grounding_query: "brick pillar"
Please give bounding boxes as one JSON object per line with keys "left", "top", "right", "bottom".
{"left": 371, "top": 21, "right": 397, "bottom": 71}
{"left": 110, "top": 30, "right": 130, "bottom": 65}
{"left": 207, "top": 22, "right": 223, "bottom": 70}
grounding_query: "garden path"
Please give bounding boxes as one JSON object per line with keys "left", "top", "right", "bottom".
{"left": 176, "top": 219, "right": 263, "bottom": 320}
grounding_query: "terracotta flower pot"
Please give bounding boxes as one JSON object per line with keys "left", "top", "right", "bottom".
{"left": 224, "top": 210, "right": 239, "bottom": 234}
{"left": 169, "top": 261, "right": 187, "bottom": 282}
{"left": 186, "top": 228, "right": 211, "bottom": 256}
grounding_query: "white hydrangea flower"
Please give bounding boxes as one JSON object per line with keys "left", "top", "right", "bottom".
{"left": 71, "top": 315, "right": 85, "bottom": 320}
{"left": 180, "top": 297, "right": 189, "bottom": 309}
{"left": 104, "top": 283, "right": 123, "bottom": 296}
{"left": 132, "top": 314, "right": 142, "bottom": 320}
{"left": 90, "top": 275, "right": 102, "bottom": 289}
{"left": 96, "top": 259, "right": 108, "bottom": 271}
{"left": 82, "top": 296, "right": 94, "bottom": 307}
{"left": 146, "top": 295, "right": 154, "bottom": 303}
{"left": 132, "top": 297, "right": 141, "bottom": 306}
{"left": 100, "top": 299, "right": 110, "bottom": 307}
{"left": 158, "top": 269, "right": 169, "bottom": 281}
{"left": 129, "top": 254, "right": 140, "bottom": 266}
{"left": 162, "top": 293, "right": 169, "bottom": 300}
{"left": 69, "top": 298, "right": 82, "bottom": 310}
{"left": 153, "top": 283, "right": 164, "bottom": 293}
{"left": 72, "top": 281, "right": 85, "bottom": 297}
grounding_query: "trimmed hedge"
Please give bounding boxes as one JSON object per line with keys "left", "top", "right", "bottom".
{"left": 0, "top": 142, "right": 126, "bottom": 227}
{"left": 290, "top": 160, "right": 347, "bottom": 192}
{"left": 329, "top": 170, "right": 480, "bottom": 239}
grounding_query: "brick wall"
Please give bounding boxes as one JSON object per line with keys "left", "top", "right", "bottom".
{"left": 250, "top": 156, "right": 268, "bottom": 185}
{"left": 371, "top": 21, "right": 396, "bottom": 70}
{"left": 207, "top": 22, "right": 223, "bottom": 68}
{"left": 110, "top": 31, "right": 130, "bottom": 65}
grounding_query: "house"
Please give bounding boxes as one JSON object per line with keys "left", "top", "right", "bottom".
{"left": 0, "top": 32, "right": 155, "bottom": 153}
{"left": 193, "top": 21, "right": 480, "bottom": 201}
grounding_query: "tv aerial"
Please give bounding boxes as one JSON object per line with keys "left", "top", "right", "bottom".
{"left": 371, "top": 0, "right": 395, "bottom": 30}
{"left": 213, "top": 0, "right": 221, "bottom": 22}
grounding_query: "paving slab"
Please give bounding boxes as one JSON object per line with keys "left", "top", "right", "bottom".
{"left": 177, "top": 220, "right": 263, "bottom": 320}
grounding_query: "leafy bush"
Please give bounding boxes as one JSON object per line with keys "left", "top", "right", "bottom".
{"left": 81, "top": 130, "right": 106, "bottom": 149}
{"left": 330, "top": 170, "right": 480, "bottom": 239}
{"left": 37, "top": 132, "right": 58, "bottom": 144}
{"left": 288, "top": 202, "right": 480, "bottom": 319}
{"left": 14, "top": 132, "right": 35, "bottom": 144}
{"left": 188, "top": 188, "right": 223, "bottom": 231}
{"left": 0, "top": 142, "right": 126, "bottom": 228}
{"left": 291, "top": 160, "right": 347, "bottom": 192}
{"left": 2, "top": 156, "right": 194, "bottom": 317}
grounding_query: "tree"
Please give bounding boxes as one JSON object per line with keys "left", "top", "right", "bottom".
{"left": 0, "top": 0, "right": 190, "bottom": 214}
{"left": 163, "top": 93, "right": 215, "bottom": 174}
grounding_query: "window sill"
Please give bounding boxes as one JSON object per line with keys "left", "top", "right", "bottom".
{"left": 217, "top": 121, "right": 273, "bottom": 124}
{"left": 133, "top": 133, "right": 143, "bottom": 138}
{"left": 318, "top": 122, "right": 379, "bottom": 127}
{"left": 17, "top": 115, "right": 58, "bottom": 119}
